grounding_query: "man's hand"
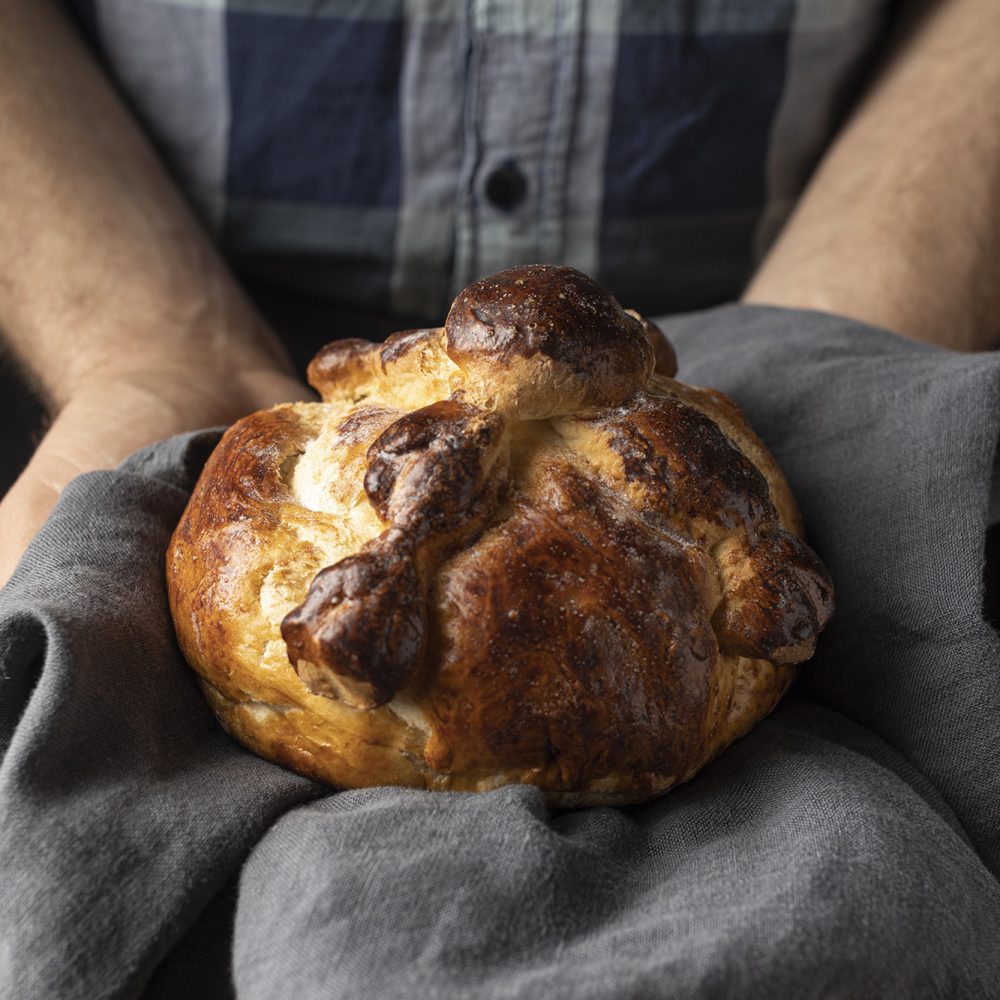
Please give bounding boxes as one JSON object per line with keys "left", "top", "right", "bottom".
{"left": 0, "top": 0, "right": 308, "bottom": 585}
{"left": 0, "top": 363, "right": 310, "bottom": 586}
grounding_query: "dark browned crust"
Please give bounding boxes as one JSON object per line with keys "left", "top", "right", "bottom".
{"left": 629, "top": 312, "right": 678, "bottom": 378}
{"left": 281, "top": 531, "right": 425, "bottom": 708}
{"left": 711, "top": 532, "right": 834, "bottom": 664}
{"left": 427, "top": 463, "right": 716, "bottom": 785}
{"left": 281, "top": 399, "right": 508, "bottom": 708}
{"left": 597, "top": 391, "right": 772, "bottom": 535}
{"left": 307, "top": 338, "right": 378, "bottom": 397}
{"left": 169, "top": 405, "right": 309, "bottom": 537}
{"left": 589, "top": 392, "right": 834, "bottom": 664}
{"left": 362, "top": 399, "right": 505, "bottom": 533}
{"left": 445, "top": 264, "right": 654, "bottom": 408}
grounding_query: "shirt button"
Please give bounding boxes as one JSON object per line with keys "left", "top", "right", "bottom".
{"left": 484, "top": 160, "right": 528, "bottom": 211}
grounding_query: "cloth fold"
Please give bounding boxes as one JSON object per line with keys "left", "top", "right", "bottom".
{"left": 2, "top": 306, "right": 999, "bottom": 999}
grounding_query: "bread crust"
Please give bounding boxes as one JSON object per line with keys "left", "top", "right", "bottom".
{"left": 167, "top": 265, "right": 833, "bottom": 805}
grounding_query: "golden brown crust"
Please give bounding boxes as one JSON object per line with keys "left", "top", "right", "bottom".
{"left": 425, "top": 462, "right": 718, "bottom": 789}
{"left": 281, "top": 399, "right": 507, "bottom": 709}
{"left": 167, "top": 264, "right": 834, "bottom": 806}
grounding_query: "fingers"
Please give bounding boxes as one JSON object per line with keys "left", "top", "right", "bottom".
{"left": 0, "top": 368, "right": 312, "bottom": 589}
{"left": 0, "top": 453, "right": 65, "bottom": 587}
{"left": 0, "top": 389, "right": 150, "bottom": 586}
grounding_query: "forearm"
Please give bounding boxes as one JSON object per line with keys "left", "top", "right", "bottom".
{"left": 0, "top": 0, "right": 309, "bottom": 585}
{"left": 744, "top": 0, "right": 1000, "bottom": 351}
{"left": 0, "top": 0, "right": 291, "bottom": 409}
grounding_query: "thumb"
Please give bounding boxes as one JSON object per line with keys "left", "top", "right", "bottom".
{"left": 0, "top": 435, "right": 80, "bottom": 587}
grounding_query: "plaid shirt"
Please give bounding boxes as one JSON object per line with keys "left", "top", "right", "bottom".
{"left": 66, "top": 0, "right": 894, "bottom": 321}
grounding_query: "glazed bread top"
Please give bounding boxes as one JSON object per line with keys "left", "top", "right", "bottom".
{"left": 167, "top": 264, "right": 833, "bottom": 805}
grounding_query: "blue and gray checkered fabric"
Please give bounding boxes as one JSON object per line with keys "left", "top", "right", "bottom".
{"left": 65, "top": 0, "right": 894, "bottom": 320}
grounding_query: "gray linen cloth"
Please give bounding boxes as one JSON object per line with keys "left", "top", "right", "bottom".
{"left": 2, "top": 306, "right": 999, "bottom": 999}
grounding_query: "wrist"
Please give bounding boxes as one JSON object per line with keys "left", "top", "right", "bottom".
{"left": 6, "top": 266, "right": 296, "bottom": 414}
{"left": 70, "top": 359, "right": 310, "bottom": 435}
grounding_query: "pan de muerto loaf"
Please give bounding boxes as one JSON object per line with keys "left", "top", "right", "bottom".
{"left": 167, "top": 265, "right": 833, "bottom": 806}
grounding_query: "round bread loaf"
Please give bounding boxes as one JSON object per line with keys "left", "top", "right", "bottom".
{"left": 167, "top": 264, "right": 833, "bottom": 806}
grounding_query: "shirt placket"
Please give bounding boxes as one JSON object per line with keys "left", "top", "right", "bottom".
{"left": 452, "top": 0, "right": 583, "bottom": 296}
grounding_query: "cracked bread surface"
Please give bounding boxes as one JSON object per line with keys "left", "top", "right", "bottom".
{"left": 167, "top": 264, "right": 833, "bottom": 806}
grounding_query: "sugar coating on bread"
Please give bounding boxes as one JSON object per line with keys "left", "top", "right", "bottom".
{"left": 167, "top": 264, "right": 833, "bottom": 806}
